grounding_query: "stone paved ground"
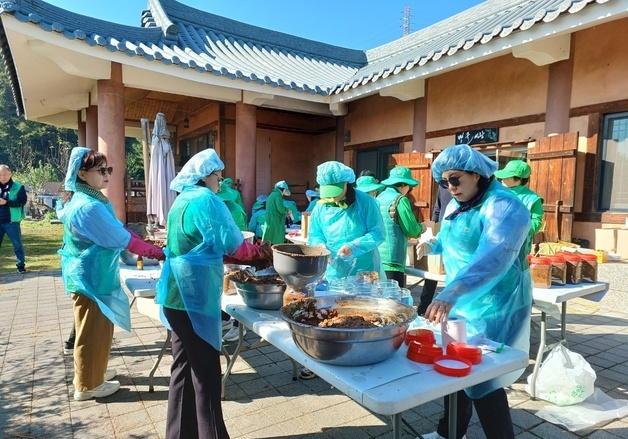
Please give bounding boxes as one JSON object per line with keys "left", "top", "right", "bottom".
{"left": 1, "top": 264, "right": 627, "bottom": 439}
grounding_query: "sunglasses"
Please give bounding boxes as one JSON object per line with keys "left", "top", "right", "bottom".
{"left": 439, "top": 175, "right": 462, "bottom": 189}
{"left": 90, "top": 166, "right": 113, "bottom": 176}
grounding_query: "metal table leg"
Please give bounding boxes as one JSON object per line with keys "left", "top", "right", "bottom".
{"left": 448, "top": 392, "right": 458, "bottom": 439}
{"left": 561, "top": 302, "right": 567, "bottom": 342}
{"left": 530, "top": 311, "right": 547, "bottom": 399}
{"left": 290, "top": 359, "right": 298, "bottom": 381}
{"left": 221, "top": 323, "right": 245, "bottom": 400}
{"left": 129, "top": 296, "right": 137, "bottom": 309}
{"left": 391, "top": 413, "right": 401, "bottom": 439}
{"left": 149, "top": 330, "right": 171, "bottom": 393}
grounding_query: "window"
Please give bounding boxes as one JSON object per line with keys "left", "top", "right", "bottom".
{"left": 599, "top": 112, "right": 628, "bottom": 211}
{"left": 179, "top": 131, "right": 216, "bottom": 166}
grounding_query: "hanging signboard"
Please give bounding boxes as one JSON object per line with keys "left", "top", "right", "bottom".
{"left": 455, "top": 128, "right": 499, "bottom": 145}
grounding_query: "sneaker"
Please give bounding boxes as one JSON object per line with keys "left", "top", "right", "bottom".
{"left": 223, "top": 325, "right": 245, "bottom": 342}
{"left": 222, "top": 319, "right": 233, "bottom": 332}
{"left": 73, "top": 380, "right": 120, "bottom": 401}
{"left": 17, "top": 267, "right": 26, "bottom": 274}
{"left": 417, "top": 433, "right": 466, "bottom": 439}
{"left": 104, "top": 368, "right": 117, "bottom": 381}
{"left": 63, "top": 345, "right": 73, "bottom": 355}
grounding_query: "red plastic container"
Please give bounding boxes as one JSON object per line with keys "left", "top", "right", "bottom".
{"left": 407, "top": 341, "right": 443, "bottom": 364}
{"left": 433, "top": 355, "right": 472, "bottom": 377}
{"left": 446, "top": 342, "right": 482, "bottom": 365}
{"left": 405, "top": 329, "right": 436, "bottom": 346}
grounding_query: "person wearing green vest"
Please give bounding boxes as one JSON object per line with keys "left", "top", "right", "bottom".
{"left": 0, "top": 164, "right": 27, "bottom": 273}
{"left": 495, "top": 160, "right": 544, "bottom": 255}
{"left": 222, "top": 177, "right": 244, "bottom": 210}
{"left": 262, "top": 180, "right": 291, "bottom": 244}
{"left": 356, "top": 175, "right": 384, "bottom": 197}
{"left": 218, "top": 180, "right": 247, "bottom": 231}
{"left": 283, "top": 199, "right": 301, "bottom": 224}
{"left": 377, "top": 166, "right": 425, "bottom": 287}
{"left": 248, "top": 194, "right": 267, "bottom": 238}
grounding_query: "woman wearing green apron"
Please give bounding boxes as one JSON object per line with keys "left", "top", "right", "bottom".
{"left": 156, "top": 149, "right": 268, "bottom": 439}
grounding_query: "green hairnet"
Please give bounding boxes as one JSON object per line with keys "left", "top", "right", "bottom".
{"left": 316, "top": 161, "right": 356, "bottom": 186}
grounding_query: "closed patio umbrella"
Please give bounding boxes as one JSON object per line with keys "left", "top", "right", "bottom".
{"left": 146, "top": 113, "right": 176, "bottom": 226}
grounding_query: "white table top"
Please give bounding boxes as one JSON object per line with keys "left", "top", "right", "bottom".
{"left": 224, "top": 298, "right": 528, "bottom": 416}
{"left": 119, "top": 264, "right": 161, "bottom": 299}
{"left": 532, "top": 282, "right": 608, "bottom": 305}
{"left": 405, "top": 266, "right": 447, "bottom": 282}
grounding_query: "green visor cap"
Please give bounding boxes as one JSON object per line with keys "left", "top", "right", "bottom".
{"left": 381, "top": 166, "right": 418, "bottom": 187}
{"left": 494, "top": 160, "right": 531, "bottom": 179}
{"left": 319, "top": 182, "right": 346, "bottom": 198}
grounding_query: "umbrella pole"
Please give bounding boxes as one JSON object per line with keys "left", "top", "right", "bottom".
{"left": 140, "top": 118, "right": 151, "bottom": 226}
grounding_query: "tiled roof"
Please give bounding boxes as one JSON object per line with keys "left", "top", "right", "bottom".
{"left": 332, "top": 0, "right": 612, "bottom": 94}
{"left": 0, "top": 0, "right": 621, "bottom": 109}
{"left": 0, "top": 0, "right": 365, "bottom": 98}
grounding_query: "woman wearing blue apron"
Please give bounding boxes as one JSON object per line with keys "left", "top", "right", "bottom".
{"left": 156, "top": 149, "right": 268, "bottom": 439}
{"left": 59, "top": 147, "right": 164, "bottom": 401}
{"left": 416, "top": 144, "right": 532, "bottom": 439}
{"left": 308, "top": 161, "right": 386, "bottom": 281}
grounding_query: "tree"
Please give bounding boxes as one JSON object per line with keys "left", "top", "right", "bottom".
{"left": 12, "top": 162, "right": 59, "bottom": 195}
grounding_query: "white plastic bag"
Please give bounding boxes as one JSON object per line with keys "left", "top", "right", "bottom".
{"left": 536, "top": 388, "right": 628, "bottom": 431}
{"left": 526, "top": 344, "right": 596, "bottom": 406}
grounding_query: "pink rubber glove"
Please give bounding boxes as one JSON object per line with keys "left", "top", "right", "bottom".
{"left": 127, "top": 234, "right": 165, "bottom": 260}
{"left": 228, "top": 241, "right": 270, "bottom": 263}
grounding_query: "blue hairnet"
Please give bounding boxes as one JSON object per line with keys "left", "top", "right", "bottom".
{"left": 316, "top": 161, "right": 356, "bottom": 185}
{"left": 432, "top": 144, "right": 497, "bottom": 181}
{"left": 170, "top": 149, "right": 224, "bottom": 193}
{"left": 305, "top": 189, "right": 319, "bottom": 198}
{"left": 256, "top": 194, "right": 268, "bottom": 202}
{"left": 275, "top": 180, "right": 289, "bottom": 191}
{"left": 64, "top": 147, "right": 92, "bottom": 191}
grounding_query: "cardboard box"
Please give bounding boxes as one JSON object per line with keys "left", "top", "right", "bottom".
{"left": 595, "top": 228, "right": 617, "bottom": 252}
{"left": 617, "top": 229, "right": 628, "bottom": 260}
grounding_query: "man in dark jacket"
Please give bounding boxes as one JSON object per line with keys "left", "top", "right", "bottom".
{"left": 0, "top": 164, "right": 27, "bottom": 273}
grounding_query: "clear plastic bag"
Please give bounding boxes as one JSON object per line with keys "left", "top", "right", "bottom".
{"left": 536, "top": 388, "right": 628, "bottom": 431}
{"left": 526, "top": 344, "right": 596, "bottom": 406}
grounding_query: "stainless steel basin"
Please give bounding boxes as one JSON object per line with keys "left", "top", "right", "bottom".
{"left": 233, "top": 280, "right": 286, "bottom": 310}
{"left": 281, "top": 295, "right": 417, "bottom": 366}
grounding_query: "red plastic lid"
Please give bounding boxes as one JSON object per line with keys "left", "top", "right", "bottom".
{"left": 433, "top": 355, "right": 472, "bottom": 377}
{"left": 530, "top": 257, "right": 552, "bottom": 265}
{"left": 447, "top": 342, "right": 482, "bottom": 365}
{"left": 405, "top": 329, "right": 436, "bottom": 346}
{"left": 407, "top": 341, "right": 443, "bottom": 364}
{"left": 578, "top": 253, "right": 597, "bottom": 261}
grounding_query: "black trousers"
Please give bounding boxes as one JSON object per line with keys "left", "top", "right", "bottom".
{"left": 384, "top": 270, "right": 406, "bottom": 288}
{"left": 436, "top": 388, "right": 514, "bottom": 439}
{"left": 163, "top": 307, "right": 229, "bottom": 439}
{"left": 417, "top": 279, "right": 437, "bottom": 316}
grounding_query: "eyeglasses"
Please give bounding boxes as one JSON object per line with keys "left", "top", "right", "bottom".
{"left": 439, "top": 175, "right": 462, "bottom": 189}
{"left": 90, "top": 167, "right": 113, "bottom": 176}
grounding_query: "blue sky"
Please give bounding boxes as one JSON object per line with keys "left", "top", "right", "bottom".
{"left": 45, "top": 0, "right": 483, "bottom": 50}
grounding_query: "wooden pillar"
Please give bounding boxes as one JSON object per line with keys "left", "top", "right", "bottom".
{"left": 335, "top": 116, "right": 345, "bottom": 163}
{"left": 411, "top": 96, "right": 427, "bottom": 152}
{"left": 545, "top": 50, "right": 574, "bottom": 135}
{"left": 235, "top": 102, "right": 256, "bottom": 212}
{"left": 98, "top": 62, "right": 126, "bottom": 222}
{"left": 77, "top": 111, "right": 86, "bottom": 146}
{"left": 85, "top": 105, "right": 98, "bottom": 150}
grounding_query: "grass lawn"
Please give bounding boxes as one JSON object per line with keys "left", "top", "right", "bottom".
{"left": 0, "top": 220, "right": 63, "bottom": 274}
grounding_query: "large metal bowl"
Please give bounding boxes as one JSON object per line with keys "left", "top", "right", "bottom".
{"left": 233, "top": 280, "right": 286, "bottom": 310}
{"left": 281, "top": 295, "right": 417, "bottom": 366}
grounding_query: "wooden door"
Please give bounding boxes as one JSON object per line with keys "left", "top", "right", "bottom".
{"left": 528, "top": 133, "right": 578, "bottom": 242}
{"left": 390, "top": 152, "right": 434, "bottom": 222}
